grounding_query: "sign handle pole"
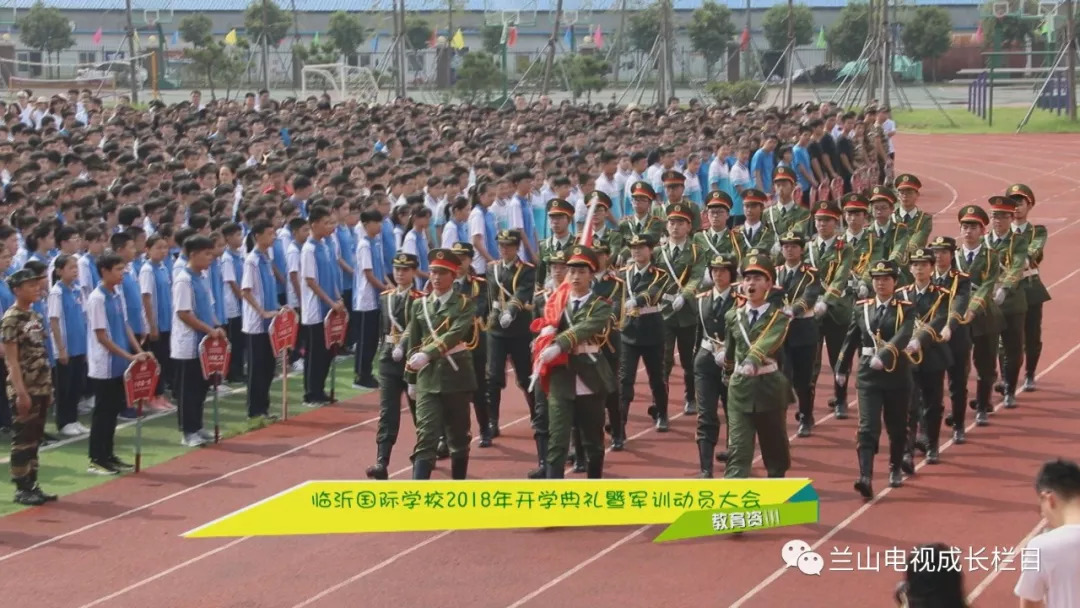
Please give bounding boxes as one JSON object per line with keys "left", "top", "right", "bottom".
{"left": 329, "top": 345, "right": 337, "bottom": 403}
{"left": 134, "top": 398, "right": 144, "bottom": 473}
{"left": 281, "top": 350, "right": 289, "bottom": 421}
{"left": 213, "top": 372, "right": 220, "bottom": 443}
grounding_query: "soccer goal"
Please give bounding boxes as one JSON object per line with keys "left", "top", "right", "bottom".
{"left": 0, "top": 53, "right": 153, "bottom": 100}
{"left": 301, "top": 62, "right": 380, "bottom": 103}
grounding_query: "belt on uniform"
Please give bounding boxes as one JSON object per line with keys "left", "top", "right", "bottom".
{"left": 700, "top": 339, "right": 714, "bottom": 351}
{"left": 637, "top": 306, "right": 660, "bottom": 315}
{"left": 743, "top": 358, "right": 779, "bottom": 376}
{"left": 860, "top": 347, "right": 876, "bottom": 357}
{"left": 384, "top": 334, "right": 401, "bottom": 344}
{"left": 444, "top": 343, "right": 468, "bottom": 356}
{"left": 799, "top": 310, "right": 815, "bottom": 319}
{"left": 1023, "top": 269, "right": 1039, "bottom": 277}
{"left": 573, "top": 344, "right": 601, "bottom": 355}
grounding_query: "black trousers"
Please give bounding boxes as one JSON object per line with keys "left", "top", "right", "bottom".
{"left": 946, "top": 331, "right": 973, "bottom": 429}
{"left": 55, "top": 354, "right": 86, "bottom": 429}
{"left": 88, "top": 377, "right": 125, "bottom": 463}
{"left": 303, "top": 322, "right": 332, "bottom": 403}
{"left": 999, "top": 312, "right": 1025, "bottom": 393}
{"left": 971, "top": 330, "right": 999, "bottom": 411}
{"left": 663, "top": 324, "right": 697, "bottom": 406}
{"left": 1025, "top": 301, "right": 1043, "bottom": 377}
{"left": 910, "top": 367, "right": 946, "bottom": 450}
{"left": 375, "top": 371, "right": 417, "bottom": 448}
{"left": 471, "top": 340, "right": 491, "bottom": 434}
{"left": 175, "top": 358, "right": 209, "bottom": 435}
{"left": 342, "top": 288, "right": 355, "bottom": 348}
{"left": 147, "top": 332, "right": 172, "bottom": 396}
{"left": 785, "top": 341, "right": 818, "bottom": 422}
{"left": 621, "top": 341, "right": 667, "bottom": 421}
{"left": 246, "top": 333, "right": 275, "bottom": 417}
{"left": 352, "top": 310, "right": 379, "bottom": 381}
{"left": 0, "top": 359, "right": 10, "bottom": 429}
{"left": 486, "top": 333, "right": 534, "bottom": 425}
{"left": 226, "top": 316, "right": 246, "bottom": 382}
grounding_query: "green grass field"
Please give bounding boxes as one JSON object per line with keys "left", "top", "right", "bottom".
{"left": 0, "top": 358, "right": 371, "bottom": 517}
{"left": 897, "top": 107, "right": 1080, "bottom": 134}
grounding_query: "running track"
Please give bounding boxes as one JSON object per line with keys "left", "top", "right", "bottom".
{"left": 1, "top": 134, "right": 1079, "bottom": 608}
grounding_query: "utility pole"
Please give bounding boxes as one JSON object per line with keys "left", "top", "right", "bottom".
{"left": 397, "top": 0, "right": 408, "bottom": 98}
{"left": 447, "top": 0, "right": 453, "bottom": 37}
{"left": 744, "top": 0, "right": 752, "bottom": 79}
{"left": 613, "top": 0, "right": 628, "bottom": 82}
{"left": 784, "top": 0, "right": 794, "bottom": 107}
{"left": 865, "top": 0, "right": 877, "bottom": 105}
{"left": 541, "top": 0, "right": 564, "bottom": 96}
{"left": 881, "top": 0, "right": 890, "bottom": 107}
{"left": 1067, "top": 0, "right": 1077, "bottom": 120}
{"left": 124, "top": 0, "right": 139, "bottom": 104}
{"left": 261, "top": 0, "right": 271, "bottom": 91}
{"left": 664, "top": 0, "right": 675, "bottom": 104}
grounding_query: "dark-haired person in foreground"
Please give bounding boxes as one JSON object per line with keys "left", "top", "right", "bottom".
{"left": 1014, "top": 458, "right": 1080, "bottom": 608}
{"left": 894, "top": 543, "right": 968, "bottom": 608}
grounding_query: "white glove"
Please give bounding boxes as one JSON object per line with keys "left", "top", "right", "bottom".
{"left": 813, "top": 301, "right": 828, "bottom": 318}
{"left": 737, "top": 362, "right": 756, "bottom": 376}
{"left": 906, "top": 339, "right": 921, "bottom": 354}
{"left": 993, "top": 287, "right": 1006, "bottom": 305}
{"left": 713, "top": 350, "right": 725, "bottom": 367}
{"left": 941, "top": 325, "right": 952, "bottom": 342}
{"left": 407, "top": 352, "right": 430, "bottom": 370}
{"left": 782, "top": 306, "right": 794, "bottom": 318}
{"left": 771, "top": 242, "right": 781, "bottom": 257}
{"left": 539, "top": 326, "right": 556, "bottom": 338}
{"left": 407, "top": 384, "right": 416, "bottom": 399}
{"left": 672, "top": 294, "right": 686, "bottom": 311}
{"left": 499, "top": 311, "right": 514, "bottom": 328}
{"left": 835, "top": 372, "right": 847, "bottom": 388}
{"left": 392, "top": 345, "right": 404, "bottom": 361}
{"left": 540, "top": 344, "right": 561, "bottom": 363}
{"left": 858, "top": 283, "right": 869, "bottom": 298}
{"left": 870, "top": 356, "right": 885, "bottom": 371}
{"left": 624, "top": 298, "right": 638, "bottom": 312}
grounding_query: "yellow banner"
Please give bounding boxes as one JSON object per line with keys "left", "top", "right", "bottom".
{"left": 184, "top": 479, "right": 818, "bottom": 540}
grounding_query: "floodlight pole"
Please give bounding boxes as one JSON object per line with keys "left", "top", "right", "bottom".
{"left": 261, "top": 0, "right": 271, "bottom": 91}
{"left": 124, "top": 0, "right": 139, "bottom": 104}
{"left": 784, "top": 0, "right": 793, "bottom": 107}
{"left": 541, "top": 0, "right": 564, "bottom": 95}
{"left": 1067, "top": 0, "right": 1077, "bottom": 120}
{"left": 881, "top": 0, "right": 890, "bottom": 107}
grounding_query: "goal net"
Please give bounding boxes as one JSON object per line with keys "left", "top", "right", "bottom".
{"left": 0, "top": 52, "right": 154, "bottom": 100}
{"left": 301, "top": 63, "right": 380, "bottom": 104}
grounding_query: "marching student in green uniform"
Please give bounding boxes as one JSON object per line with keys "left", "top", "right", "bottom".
{"left": 693, "top": 254, "right": 740, "bottom": 478}
{"left": 867, "top": 186, "right": 910, "bottom": 281}
{"left": 734, "top": 189, "right": 777, "bottom": 255}
{"left": 661, "top": 170, "right": 700, "bottom": 231}
{"left": 928, "top": 236, "right": 972, "bottom": 445}
{"left": 984, "top": 196, "right": 1028, "bottom": 409}
{"left": 620, "top": 234, "right": 670, "bottom": 439}
{"left": 536, "top": 246, "right": 616, "bottom": 479}
{"left": 833, "top": 193, "right": 877, "bottom": 398}
{"left": 655, "top": 202, "right": 708, "bottom": 420}
{"left": 404, "top": 249, "right": 479, "bottom": 480}
{"left": 617, "top": 181, "right": 666, "bottom": 266}
{"left": 365, "top": 253, "right": 421, "bottom": 480}
{"left": 450, "top": 242, "right": 493, "bottom": 448}
{"left": 486, "top": 229, "right": 537, "bottom": 439}
{"left": 897, "top": 248, "right": 952, "bottom": 467}
{"left": 722, "top": 254, "right": 793, "bottom": 479}
{"left": 763, "top": 168, "right": 812, "bottom": 254}
{"left": 589, "top": 242, "right": 626, "bottom": 450}
{"left": 1006, "top": 183, "right": 1050, "bottom": 391}
{"left": 806, "top": 199, "right": 855, "bottom": 427}
{"left": 693, "top": 191, "right": 745, "bottom": 286}
{"left": 775, "top": 230, "right": 823, "bottom": 436}
{"left": 530, "top": 249, "right": 568, "bottom": 477}
{"left": 582, "top": 191, "right": 621, "bottom": 257}
{"left": 955, "top": 205, "right": 1003, "bottom": 427}
{"left": 536, "top": 199, "right": 576, "bottom": 289}
{"left": 892, "top": 174, "right": 934, "bottom": 256}
{"left": 837, "top": 259, "right": 915, "bottom": 497}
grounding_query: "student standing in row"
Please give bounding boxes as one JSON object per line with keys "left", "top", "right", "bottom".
{"left": 139, "top": 235, "right": 175, "bottom": 411}
{"left": 300, "top": 206, "right": 344, "bottom": 406}
{"left": 47, "top": 254, "right": 88, "bottom": 437}
{"left": 353, "top": 210, "right": 385, "bottom": 389}
{"left": 241, "top": 220, "right": 280, "bottom": 423}
{"left": 221, "top": 223, "right": 247, "bottom": 384}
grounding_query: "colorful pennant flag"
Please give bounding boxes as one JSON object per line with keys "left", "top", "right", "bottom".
{"left": 972, "top": 22, "right": 983, "bottom": 44}
{"left": 563, "top": 25, "right": 573, "bottom": 48}
{"left": 594, "top": 25, "right": 604, "bottom": 49}
{"left": 508, "top": 25, "right": 517, "bottom": 48}
{"left": 815, "top": 25, "right": 826, "bottom": 49}
{"left": 739, "top": 27, "right": 750, "bottom": 52}
{"left": 224, "top": 28, "right": 237, "bottom": 46}
{"left": 92, "top": 27, "right": 103, "bottom": 45}
{"left": 450, "top": 28, "right": 465, "bottom": 49}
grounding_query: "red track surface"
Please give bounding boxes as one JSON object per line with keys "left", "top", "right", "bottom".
{"left": 2, "top": 134, "right": 1080, "bottom": 608}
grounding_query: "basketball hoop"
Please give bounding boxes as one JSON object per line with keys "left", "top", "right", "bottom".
{"left": 992, "top": 1, "right": 1009, "bottom": 20}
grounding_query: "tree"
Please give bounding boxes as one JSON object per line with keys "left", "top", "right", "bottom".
{"left": 762, "top": 3, "right": 814, "bottom": 51}
{"left": 405, "top": 16, "right": 433, "bottom": 52}
{"left": 828, "top": 3, "right": 870, "bottom": 62}
{"left": 901, "top": 6, "right": 952, "bottom": 80}
{"left": 980, "top": 0, "right": 1039, "bottom": 49}
{"left": 293, "top": 40, "right": 339, "bottom": 67}
{"left": 688, "top": 1, "right": 737, "bottom": 80}
{"left": 244, "top": 0, "right": 291, "bottom": 47}
{"left": 327, "top": 11, "right": 367, "bottom": 64}
{"left": 481, "top": 24, "right": 503, "bottom": 56}
{"left": 17, "top": 1, "right": 75, "bottom": 77}
{"left": 628, "top": 3, "right": 662, "bottom": 54}
{"left": 564, "top": 54, "right": 610, "bottom": 103}
{"left": 179, "top": 14, "right": 214, "bottom": 47}
{"left": 454, "top": 51, "right": 500, "bottom": 103}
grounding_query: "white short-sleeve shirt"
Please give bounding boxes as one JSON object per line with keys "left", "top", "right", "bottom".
{"left": 86, "top": 285, "right": 128, "bottom": 379}
{"left": 138, "top": 261, "right": 157, "bottom": 332}
{"left": 299, "top": 240, "right": 321, "bottom": 325}
{"left": 169, "top": 270, "right": 199, "bottom": 360}
{"left": 467, "top": 206, "right": 488, "bottom": 276}
{"left": 241, "top": 250, "right": 267, "bottom": 335}
{"left": 221, "top": 251, "right": 241, "bottom": 320}
{"left": 352, "top": 237, "right": 377, "bottom": 312}
{"left": 1014, "top": 524, "right": 1080, "bottom": 608}
{"left": 286, "top": 243, "right": 301, "bottom": 309}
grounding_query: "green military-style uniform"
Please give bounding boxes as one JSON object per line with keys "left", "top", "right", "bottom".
{"left": 984, "top": 196, "right": 1028, "bottom": 406}
{"left": 896, "top": 248, "right": 953, "bottom": 465}
{"left": 590, "top": 243, "right": 626, "bottom": 450}
{"left": 929, "top": 236, "right": 974, "bottom": 442}
{"left": 764, "top": 166, "right": 813, "bottom": 247}
{"left": 540, "top": 246, "right": 617, "bottom": 479}
{"left": 537, "top": 198, "right": 576, "bottom": 289}
{"left": 619, "top": 233, "right": 671, "bottom": 439}
{"left": 1007, "top": 183, "right": 1050, "bottom": 389}
{"left": 866, "top": 186, "right": 911, "bottom": 284}
{"left": 528, "top": 250, "right": 565, "bottom": 478}
{"left": 735, "top": 188, "right": 778, "bottom": 255}
{"left": 694, "top": 190, "right": 746, "bottom": 288}
{"left": 366, "top": 253, "right": 422, "bottom": 481}
{"left": 693, "top": 255, "right": 741, "bottom": 478}
{"left": 655, "top": 202, "right": 708, "bottom": 419}
{"left": 722, "top": 254, "right": 794, "bottom": 479}
{"left": 661, "top": 170, "right": 703, "bottom": 232}
{"left": 954, "top": 205, "right": 1004, "bottom": 426}
{"left": 833, "top": 193, "right": 877, "bottom": 400}
{"left": 404, "top": 249, "right": 479, "bottom": 481}
{"left": 450, "top": 242, "right": 493, "bottom": 447}
{"left": 838, "top": 260, "right": 916, "bottom": 497}
{"left": 486, "top": 229, "right": 537, "bottom": 435}
{"left": 618, "top": 181, "right": 666, "bottom": 266}
{"left": 893, "top": 174, "right": 934, "bottom": 255}
{"left": 774, "top": 231, "right": 823, "bottom": 435}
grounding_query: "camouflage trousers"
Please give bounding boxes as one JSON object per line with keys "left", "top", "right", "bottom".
{"left": 10, "top": 394, "right": 49, "bottom": 490}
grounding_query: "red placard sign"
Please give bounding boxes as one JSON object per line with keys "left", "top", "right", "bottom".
{"left": 324, "top": 308, "right": 349, "bottom": 348}
{"left": 124, "top": 356, "right": 161, "bottom": 407}
{"left": 269, "top": 308, "right": 299, "bottom": 355}
{"left": 199, "top": 335, "right": 232, "bottom": 380}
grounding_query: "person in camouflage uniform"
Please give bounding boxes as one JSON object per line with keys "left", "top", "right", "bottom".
{"left": 3, "top": 268, "right": 58, "bottom": 506}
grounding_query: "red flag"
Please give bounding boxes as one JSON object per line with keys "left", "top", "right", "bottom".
{"left": 972, "top": 22, "right": 984, "bottom": 45}
{"left": 92, "top": 27, "right": 103, "bottom": 46}
{"left": 508, "top": 26, "right": 518, "bottom": 48}
{"left": 593, "top": 26, "right": 604, "bottom": 49}
{"left": 739, "top": 27, "right": 750, "bottom": 52}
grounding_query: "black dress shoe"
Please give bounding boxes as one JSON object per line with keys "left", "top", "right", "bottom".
{"left": 953, "top": 429, "right": 966, "bottom": 444}
{"left": 901, "top": 454, "right": 915, "bottom": 475}
{"left": 656, "top": 416, "right": 669, "bottom": 432}
{"left": 926, "top": 449, "right": 940, "bottom": 464}
{"left": 13, "top": 489, "right": 46, "bottom": 506}
{"left": 889, "top": 468, "right": 903, "bottom": 488}
{"left": 797, "top": 421, "right": 813, "bottom": 438}
{"left": 612, "top": 435, "right": 625, "bottom": 451}
{"left": 572, "top": 461, "right": 586, "bottom": 474}
{"left": 715, "top": 451, "right": 729, "bottom": 463}
{"left": 854, "top": 477, "right": 873, "bottom": 499}
{"left": 489, "top": 420, "right": 500, "bottom": 438}
{"left": 436, "top": 439, "right": 450, "bottom": 460}
{"left": 366, "top": 463, "right": 388, "bottom": 480}
{"left": 527, "top": 465, "right": 546, "bottom": 479}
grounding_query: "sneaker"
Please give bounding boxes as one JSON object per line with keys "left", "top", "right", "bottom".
{"left": 75, "top": 422, "right": 91, "bottom": 434}
{"left": 197, "top": 429, "right": 214, "bottom": 441}
{"left": 59, "top": 423, "right": 85, "bottom": 437}
{"left": 108, "top": 456, "right": 135, "bottom": 472}
{"left": 78, "top": 398, "right": 95, "bottom": 415}
{"left": 88, "top": 460, "right": 119, "bottom": 475}
{"left": 291, "top": 360, "right": 305, "bottom": 374}
{"left": 181, "top": 433, "right": 208, "bottom": 448}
